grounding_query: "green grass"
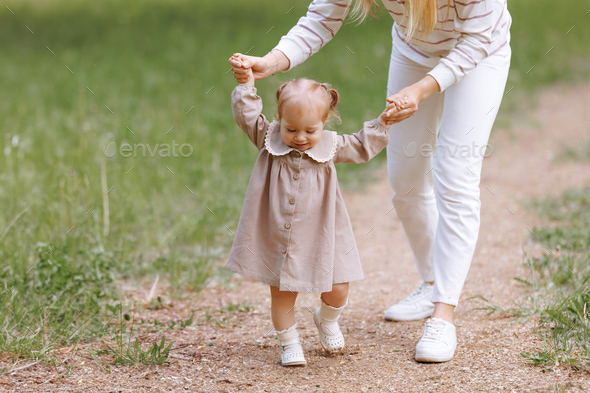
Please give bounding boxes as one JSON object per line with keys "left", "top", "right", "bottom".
{"left": 474, "top": 187, "right": 590, "bottom": 371}
{"left": 506, "top": 0, "right": 590, "bottom": 88}
{"left": 491, "top": 0, "right": 590, "bottom": 126}
{"left": 1, "top": 0, "right": 589, "bottom": 362}
{"left": 101, "top": 306, "right": 173, "bottom": 366}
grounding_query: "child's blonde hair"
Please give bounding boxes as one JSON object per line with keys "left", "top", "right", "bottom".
{"left": 275, "top": 78, "right": 341, "bottom": 126}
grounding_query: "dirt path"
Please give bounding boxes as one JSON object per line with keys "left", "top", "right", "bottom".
{"left": 3, "top": 83, "right": 590, "bottom": 392}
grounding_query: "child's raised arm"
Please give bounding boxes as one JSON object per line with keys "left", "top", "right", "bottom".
{"left": 230, "top": 54, "right": 270, "bottom": 149}
{"left": 332, "top": 111, "right": 391, "bottom": 164}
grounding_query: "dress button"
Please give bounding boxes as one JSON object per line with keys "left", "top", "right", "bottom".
{"left": 285, "top": 222, "right": 291, "bottom": 229}
{"left": 281, "top": 246, "right": 287, "bottom": 253}
{"left": 294, "top": 151, "right": 301, "bottom": 157}
{"left": 289, "top": 198, "right": 295, "bottom": 205}
{"left": 293, "top": 173, "right": 299, "bottom": 180}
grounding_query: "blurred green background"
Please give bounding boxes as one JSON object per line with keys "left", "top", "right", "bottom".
{"left": 0, "top": 0, "right": 589, "bottom": 358}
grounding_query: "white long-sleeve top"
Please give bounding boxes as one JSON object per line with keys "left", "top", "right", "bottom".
{"left": 274, "top": 0, "right": 511, "bottom": 92}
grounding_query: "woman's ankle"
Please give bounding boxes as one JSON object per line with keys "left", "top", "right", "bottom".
{"left": 431, "top": 302, "right": 455, "bottom": 324}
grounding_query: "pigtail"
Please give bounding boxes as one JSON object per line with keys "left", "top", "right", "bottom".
{"left": 326, "top": 86, "right": 339, "bottom": 111}
{"left": 276, "top": 81, "right": 290, "bottom": 102}
{"left": 320, "top": 83, "right": 341, "bottom": 125}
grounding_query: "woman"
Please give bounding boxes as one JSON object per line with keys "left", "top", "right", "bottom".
{"left": 230, "top": 0, "right": 511, "bottom": 363}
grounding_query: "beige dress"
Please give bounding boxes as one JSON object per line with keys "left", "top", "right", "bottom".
{"left": 227, "top": 86, "right": 390, "bottom": 293}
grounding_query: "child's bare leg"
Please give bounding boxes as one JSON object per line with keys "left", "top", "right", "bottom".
{"left": 321, "top": 282, "right": 349, "bottom": 307}
{"left": 270, "top": 286, "right": 298, "bottom": 331}
{"left": 270, "top": 286, "right": 306, "bottom": 366}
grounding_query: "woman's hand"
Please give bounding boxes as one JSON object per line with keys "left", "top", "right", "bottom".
{"left": 383, "top": 75, "right": 441, "bottom": 125}
{"left": 384, "top": 87, "right": 418, "bottom": 124}
{"left": 229, "top": 54, "right": 269, "bottom": 84}
{"left": 229, "top": 54, "right": 255, "bottom": 86}
{"left": 228, "top": 50, "right": 290, "bottom": 83}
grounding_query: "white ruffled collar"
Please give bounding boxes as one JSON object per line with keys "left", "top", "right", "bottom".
{"left": 264, "top": 122, "right": 338, "bottom": 163}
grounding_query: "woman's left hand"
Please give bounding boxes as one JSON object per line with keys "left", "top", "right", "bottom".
{"left": 384, "top": 87, "right": 419, "bottom": 124}
{"left": 382, "top": 75, "right": 441, "bottom": 125}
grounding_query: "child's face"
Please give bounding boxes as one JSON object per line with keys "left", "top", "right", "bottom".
{"left": 280, "top": 110, "right": 324, "bottom": 151}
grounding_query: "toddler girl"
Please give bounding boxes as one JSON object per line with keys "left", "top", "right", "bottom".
{"left": 227, "top": 53, "right": 397, "bottom": 366}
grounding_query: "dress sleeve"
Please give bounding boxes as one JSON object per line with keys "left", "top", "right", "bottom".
{"left": 231, "top": 86, "right": 271, "bottom": 150}
{"left": 427, "top": 0, "right": 507, "bottom": 92}
{"left": 333, "top": 119, "right": 390, "bottom": 164}
{"left": 274, "top": 0, "right": 352, "bottom": 71}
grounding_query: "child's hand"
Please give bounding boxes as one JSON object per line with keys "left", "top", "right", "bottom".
{"left": 379, "top": 96, "right": 406, "bottom": 128}
{"left": 377, "top": 110, "right": 392, "bottom": 129}
{"left": 229, "top": 53, "right": 255, "bottom": 87}
{"left": 380, "top": 95, "right": 408, "bottom": 127}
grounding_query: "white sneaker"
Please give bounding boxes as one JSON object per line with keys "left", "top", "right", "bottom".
{"left": 384, "top": 282, "right": 435, "bottom": 321}
{"left": 415, "top": 317, "right": 457, "bottom": 362}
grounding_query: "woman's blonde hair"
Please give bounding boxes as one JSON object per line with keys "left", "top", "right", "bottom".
{"left": 351, "top": 0, "right": 450, "bottom": 40}
{"left": 275, "top": 78, "right": 340, "bottom": 125}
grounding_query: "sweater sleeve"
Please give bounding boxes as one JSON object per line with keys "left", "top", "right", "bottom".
{"left": 427, "top": 0, "right": 507, "bottom": 92}
{"left": 274, "top": 0, "right": 352, "bottom": 71}
{"left": 333, "top": 119, "right": 390, "bottom": 164}
{"left": 231, "top": 86, "right": 270, "bottom": 150}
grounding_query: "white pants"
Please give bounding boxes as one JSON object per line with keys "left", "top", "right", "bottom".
{"left": 386, "top": 37, "right": 511, "bottom": 306}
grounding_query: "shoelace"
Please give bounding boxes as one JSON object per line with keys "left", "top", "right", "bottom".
{"left": 422, "top": 320, "right": 445, "bottom": 340}
{"left": 402, "top": 283, "right": 430, "bottom": 303}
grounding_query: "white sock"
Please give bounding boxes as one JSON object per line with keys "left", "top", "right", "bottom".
{"left": 319, "top": 298, "right": 347, "bottom": 336}
{"left": 275, "top": 323, "right": 299, "bottom": 345}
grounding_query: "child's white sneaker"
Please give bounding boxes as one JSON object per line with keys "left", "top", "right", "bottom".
{"left": 313, "top": 299, "right": 346, "bottom": 353}
{"left": 384, "top": 282, "right": 435, "bottom": 321}
{"left": 275, "top": 324, "right": 306, "bottom": 366}
{"left": 414, "top": 317, "right": 457, "bottom": 362}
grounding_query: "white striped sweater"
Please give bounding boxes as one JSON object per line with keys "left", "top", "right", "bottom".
{"left": 274, "top": 0, "right": 511, "bottom": 92}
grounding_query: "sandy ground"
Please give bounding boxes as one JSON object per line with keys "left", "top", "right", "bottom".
{"left": 2, "top": 83, "right": 590, "bottom": 392}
